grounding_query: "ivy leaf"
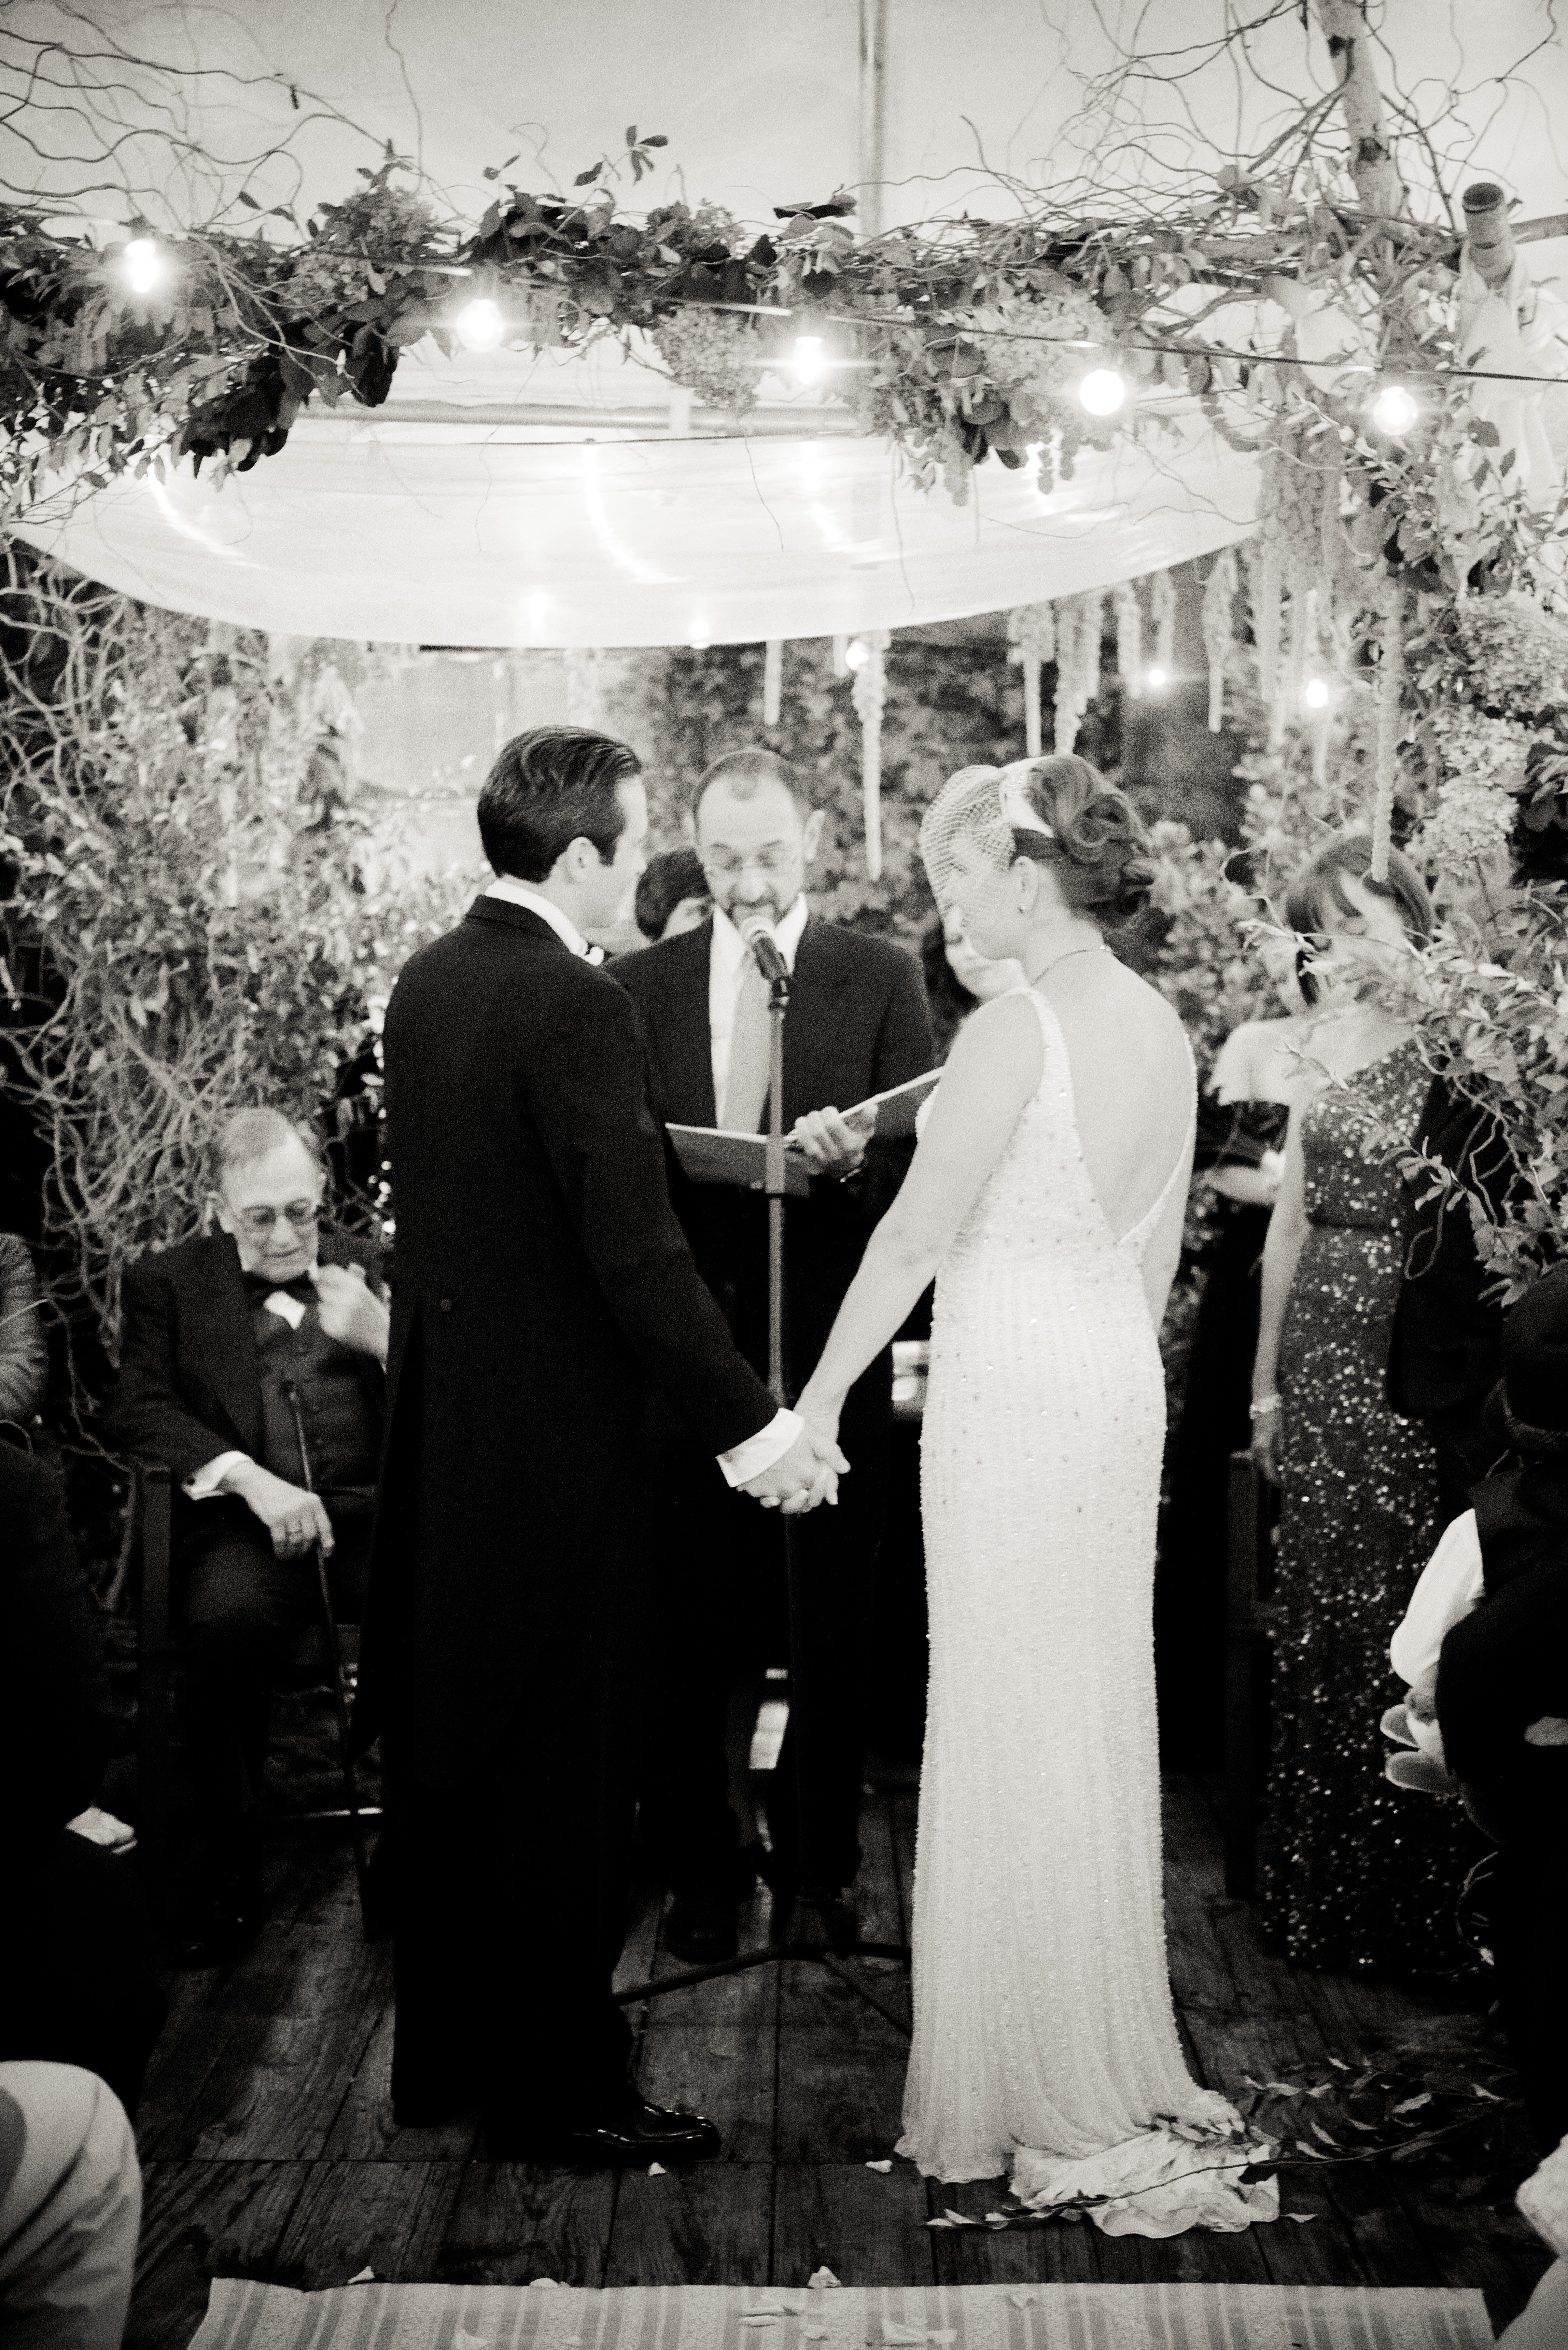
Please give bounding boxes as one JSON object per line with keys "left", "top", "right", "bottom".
{"left": 236, "top": 189, "right": 262, "bottom": 211}
{"left": 574, "top": 163, "right": 603, "bottom": 188}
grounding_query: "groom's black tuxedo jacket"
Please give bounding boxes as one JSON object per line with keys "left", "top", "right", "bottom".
{"left": 611, "top": 912, "right": 934, "bottom": 1411}
{"left": 359, "top": 895, "right": 778, "bottom": 1782}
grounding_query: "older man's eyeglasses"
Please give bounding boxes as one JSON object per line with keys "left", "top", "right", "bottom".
{"left": 699, "top": 847, "right": 798, "bottom": 878}
{"left": 234, "top": 1201, "right": 320, "bottom": 1238}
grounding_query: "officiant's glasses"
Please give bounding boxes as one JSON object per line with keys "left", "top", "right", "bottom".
{"left": 698, "top": 846, "right": 797, "bottom": 878}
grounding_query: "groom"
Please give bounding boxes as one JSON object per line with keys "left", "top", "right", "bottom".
{"left": 358, "top": 725, "right": 842, "bottom": 2162}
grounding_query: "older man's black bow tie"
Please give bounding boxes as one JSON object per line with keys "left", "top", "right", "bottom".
{"left": 242, "top": 1270, "right": 315, "bottom": 1311}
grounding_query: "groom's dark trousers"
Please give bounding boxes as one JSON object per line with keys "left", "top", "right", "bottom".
{"left": 611, "top": 914, "right": 932, "bottom": 1895}
{"left": 358, "top": 895, "right": 778, "bottom": 2134}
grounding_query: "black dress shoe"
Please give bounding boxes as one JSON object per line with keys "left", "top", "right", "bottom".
{"left": 484, "top": 2094, "right": 722, "bottom": 2166}
{"left": 664, "top": 1889, "right": 740, "bottom": 1963}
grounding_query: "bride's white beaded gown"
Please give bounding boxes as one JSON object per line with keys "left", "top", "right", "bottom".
{"left": 900, "top": 988, "right": 1275, "bottom": 2237}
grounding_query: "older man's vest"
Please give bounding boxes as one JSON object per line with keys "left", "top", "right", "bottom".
{"left": 249, "top": 1291, "right": 381, "bottom": 1501}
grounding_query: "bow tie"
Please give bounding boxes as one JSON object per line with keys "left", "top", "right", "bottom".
{"left": 583, "top": 943, "right": 605, "bottom": 966}
{"left": 242, "top": 1270, "right": 314, "bottom": 1309}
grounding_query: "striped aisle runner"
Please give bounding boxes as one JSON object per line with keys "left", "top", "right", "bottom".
{"left": 187, "top": 2278, "right": 1496, "bottom": 2350}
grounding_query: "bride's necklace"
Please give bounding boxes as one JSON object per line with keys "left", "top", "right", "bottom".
{"left": 1028, "top": 942, "right": 1111, "bottom": 985}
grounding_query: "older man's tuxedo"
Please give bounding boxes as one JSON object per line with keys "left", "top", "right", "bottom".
{"left": 612, "top": 909, "right": 934, "bottom": 1898}
{"left": 106, "top": 1226, "right": 385, "bottom": 1867}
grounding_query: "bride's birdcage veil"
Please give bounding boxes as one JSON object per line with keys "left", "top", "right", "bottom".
{"left": 919, "top": 754, "right": 1156, "bottom": 924}
{"left": 918, "top": 765, "right": 1019, "bottom": 908}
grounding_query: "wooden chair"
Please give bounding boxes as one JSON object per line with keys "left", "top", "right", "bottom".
{"left": 126, "top": 1454, "right": 378, "bottom": 1933}
{"left": 1224, "top": 1447, "right": 1282, "bottom": 1896}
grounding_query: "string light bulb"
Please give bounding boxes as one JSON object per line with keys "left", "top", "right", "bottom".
{"left": 844, "top": 637, "right": 871, "bottom": 671}
{"left": 455, "top": 297, "right": 506, "bottom": 353}
{"left": 124, "top": 237, "right": 164, "bottom": 295}
{"left": 1371, "top": 382, "right": 1419, "bottom": 437}
{"left": 1145, "top": 665, "right": 1168, "bottom": 690}
{"left": 791, "top": 334, "right": 825, "bottom": 386}
{"left": 1304, "top": 676, "right": 1331, "bottom": 710}
{"left": 1079, "top": 367, "right": 1128, "bottom": 418}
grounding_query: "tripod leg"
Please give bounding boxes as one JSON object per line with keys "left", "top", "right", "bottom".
{"left": 811, "top": 1947, "right": 914, "bottom": 2037}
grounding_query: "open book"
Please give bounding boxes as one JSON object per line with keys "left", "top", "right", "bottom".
{"left": 666, "top": 1068, "right": 942, "bottom": 1191}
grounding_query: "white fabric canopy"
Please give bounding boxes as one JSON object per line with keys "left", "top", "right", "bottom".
{"left": 5, "top": 0, "right": 1562, "bottom": 643}
{"left": 15, "top": 402, "right": 1257, "bottom": 647}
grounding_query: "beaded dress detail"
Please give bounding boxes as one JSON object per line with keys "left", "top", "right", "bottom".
{"left": 900, "top": 990, "right": 1275, "bottom": 2236}
{"left": 1262, "top": 1036, "right": 1482, "bottom": 1972}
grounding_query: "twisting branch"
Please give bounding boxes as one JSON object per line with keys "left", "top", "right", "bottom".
{"left": 1312, "top": 0, "right": 1406, "bottom": 222}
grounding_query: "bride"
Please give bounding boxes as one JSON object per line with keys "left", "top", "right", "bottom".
{"left": 796, "top": 756, "right": 1276, "bottom": 2238}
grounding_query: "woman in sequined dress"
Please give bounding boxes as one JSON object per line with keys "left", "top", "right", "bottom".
{"left": 1251, "top": 837, "right": 1482, "bottom": 1974}
{"left": 1156, "top": 951, "right": 1311, "bottom": 1766}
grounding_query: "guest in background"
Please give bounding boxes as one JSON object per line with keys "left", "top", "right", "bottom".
{"left": 0, "top": 2061, "right": 142, "bottom": 2349}
{"left": 0, "top": 1440, "right": 165, "bottom": 2118}
{"left": 918, "top": 906, "right": 1025, "bottom": 1058}
{"left": 1426, "top": 1265, "right": 1568, "bottom": 2151}
{"left": 0, "top": 1231, "right": 46, "bottom": 1435}
{"left": 1156, "top": 940, "right": 1310, "bottom": 1766}
{"left": 107, "top": 1108, "right": 388, "bottom": 1966}
{"left": 612, "top": 749, "right": 934, "bottom": 1959}
{"left": 1251, "top": 835, "right": 1480, "bottom": 1974}
{"left": 1499, "top": 2132, "right": 1568, "bottom": 2349}
{"left": 1387, "top": 824, "right": 1561, "bottom": 1522}
{"left": 634, "top": 845, "right": 712, "bottom": 943}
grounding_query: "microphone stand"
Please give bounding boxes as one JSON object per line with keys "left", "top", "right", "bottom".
{"left": 285, "top": 1381, "right": 373, "bottom": 1931}
{"left": 617, "top": 941, "right": 911, "bottom": 2038}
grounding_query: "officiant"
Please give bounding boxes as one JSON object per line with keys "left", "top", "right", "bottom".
{"left": 612, "top": 750, "right": 933, "bottom": 1959}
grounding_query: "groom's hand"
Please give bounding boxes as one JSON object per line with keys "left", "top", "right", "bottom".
{"left": 743, "top": 1424, "right": 849, "bottom": 1514}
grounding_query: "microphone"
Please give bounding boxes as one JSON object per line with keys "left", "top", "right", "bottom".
{"left": 738, "top": 913, "right": 790, "bottom": 987}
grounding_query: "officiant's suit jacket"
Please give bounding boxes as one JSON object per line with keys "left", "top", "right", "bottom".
{"left": 610, "top": 911, "right": 934, "bottom": 1412}
{"left": 358, "top": 895, "right": 779, "bottom": 1783}
{"left": 107, "top": 1227, "right": 385, "bottom": 1495}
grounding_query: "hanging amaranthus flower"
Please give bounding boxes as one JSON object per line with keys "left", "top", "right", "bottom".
{"left": 1113, "top": 582, "right": 1143, "bottom": 704}
{"left": 851, "top": 629, "right": 892, "bottom": 881}
{"left": 1007, "top": 601, "right": 1056, "bottom": 756}
{"left": 1151, "top": 570, "right": 1177, "bottom": 675}
{"left": 1201, "top": 550, "right": 1238, "bottom": 733}
{"left": 1053, "top": 593, "right": 1103, "bottom": 755}
{"left": 763, "top": 639, "right": 783, "bottom": 727}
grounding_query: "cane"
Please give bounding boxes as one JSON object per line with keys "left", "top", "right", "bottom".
{"left": 285, "top": 1379, "right": 372, "bottom": 1928}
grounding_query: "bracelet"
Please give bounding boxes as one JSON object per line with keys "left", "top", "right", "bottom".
{"left": 1249, "top": 1395, "right": 1283, "bottom": 1420}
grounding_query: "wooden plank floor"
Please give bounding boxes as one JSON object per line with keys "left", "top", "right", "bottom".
{"left": 127, "top": 1775, "right": 1551, "bottom": 2348}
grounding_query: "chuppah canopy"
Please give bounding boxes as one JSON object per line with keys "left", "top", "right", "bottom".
{"left": 13, "top": 388, "right": 1257, "bottom": 648}
{"left": 2, "top": 0, "right": 1565, "bottom": 642}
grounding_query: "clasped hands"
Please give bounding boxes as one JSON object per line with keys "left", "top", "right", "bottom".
{"left": 739, "top": 1380, "right": 849, "bottom": 1517}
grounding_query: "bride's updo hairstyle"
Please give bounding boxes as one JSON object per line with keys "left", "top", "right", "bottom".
{"left": 918, "top": 754, "right": 1155, "bottom": 928}
{"left": 1005, "top": 755, "right": 1157, "bottom": 928}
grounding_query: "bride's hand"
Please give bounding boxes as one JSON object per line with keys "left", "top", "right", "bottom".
{"left": 795, "top": 1385, "right": 843, "bottom": 1454}
{"left": 1250, "top": 1400, "right": 1282, "bottom": 1487}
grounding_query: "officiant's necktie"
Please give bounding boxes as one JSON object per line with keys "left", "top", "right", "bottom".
{"left": 722, "top": 958, "right": 774, "bottom": 1133}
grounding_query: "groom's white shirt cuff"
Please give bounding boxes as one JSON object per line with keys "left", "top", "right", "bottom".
{"left": 718, "top": 1408, "right": 803, "bottom": 1485}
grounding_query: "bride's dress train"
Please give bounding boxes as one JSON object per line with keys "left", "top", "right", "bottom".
{"left": 898, "top": 989, "right": 1276, "bottom": 2238}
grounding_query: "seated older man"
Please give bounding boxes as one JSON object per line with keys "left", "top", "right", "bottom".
{"left": 108, "top": 1107, "right": 388, "bottom": 1966}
